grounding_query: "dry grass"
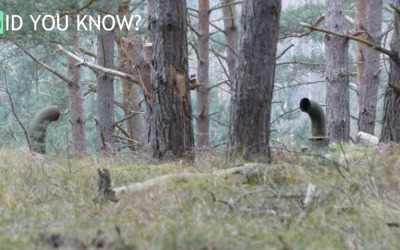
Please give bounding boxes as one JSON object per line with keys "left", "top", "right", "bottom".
{"left": 1, "top": 144, "right": 400, "bottom": 249}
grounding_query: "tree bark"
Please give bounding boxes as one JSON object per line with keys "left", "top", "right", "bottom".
{"left": 227, "top": 0, "right": 281, "bottom": 161}
{"left": 96, "top": 0, "right": 115, "bottom": 154}
{"left": 381, "top": 0, "right": 400, "bottom": 142}
{"left": 117, "top": 0, "right": 135, "bottom": 150}
{"left": 147, "top": 0, "right": 153, "bottom": 29}
{"left": 221, "top": 0, "right": 239, "bottom": 82}
{"left": 325, "top": 0, "right": 350, "bottom": 143}
{"left": 126, "top": 36, "right": 151, "bottom": 144}
{"left": 358, "top": 0, "right": 382, "bottom": 135}
{"left": 149, "top": 0, "right": 195, "bottom": 159}
{"left": 117, "top": 0, "right": 147, "bottom": 150}
{"left": 355, "top": 0, "right": 368, "bottom": 108}
{"left": 67, "top": 29, "right": 87, "bottom": 156}
{"left": 196, "top": 0, "right": 210, "bottom": 148}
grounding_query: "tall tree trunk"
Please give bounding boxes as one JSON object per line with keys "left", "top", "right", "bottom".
{"left": 96, "top": 0, "right": 115, "bottom": 153}
{"left": 381, "top": 0, "right": 400, "bottom": 142}
{"left": 117, "top": 0, "right": 146, "bottom": 150}
{"left": 227, "top": 0, "right": 281, "bottom": 161}
{"left": 325, "top": 0, "right": 350, "bottom": 143}
{"left": 127, "top": 36, "right": 151, "bottom": 144}
{"left": 131, "top": 86, "right": 145, "bottom": 142}
{"left": 355, "top": 0, "right": 367, "bottom": 109}
{"left": 141, "top": 42, "right": 153, "bottom": 148}
{"left": 117, "top": 0, "right": 135, "bottom": 150}
{"left": 149, "top": 0, "right": 194, "bottom": 159}
{"left": 145, "top": 0, "right": 154, "bottom": 148}
{"left": 67, "top": 29, "right": 87, "bottom": 156}
{"left": 196, "top": 0, "right": 210, "bottom": 148}
{"left": 222, "top": 0, "right": 239, "bottom": 81}
{"left": 358, "top": 0, "right": 382, "bottom": 135}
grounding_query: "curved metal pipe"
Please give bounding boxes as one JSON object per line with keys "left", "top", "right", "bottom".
{"left": 28, "top": 105, "right": 60, "bottom": 154}
{"left": 299, "top": 98, "right": 327, "bottom": 137}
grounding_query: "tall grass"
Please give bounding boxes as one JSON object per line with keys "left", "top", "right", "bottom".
{"left": 0, "top": 144, "right": 399, "bottom": 249}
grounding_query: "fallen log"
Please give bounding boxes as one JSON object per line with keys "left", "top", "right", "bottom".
{"left": 96, "top": 163, "right": 269, "bottom": 201}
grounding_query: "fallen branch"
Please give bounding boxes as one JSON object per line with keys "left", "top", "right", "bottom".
{"left": 387, "top": 222, "right": 400, "bottom": 228}
{"left": 97, "top": 163, "right": 269, "bottom": 200}
{"left": 96, "top": 169, "right": 118, "bottom": 202}
{"left": 113, "top": 172, "right": 226, "bottom": 197}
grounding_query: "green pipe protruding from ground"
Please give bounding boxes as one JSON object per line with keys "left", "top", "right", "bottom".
{"left": 28, "top": 105, "right": 60, "bottom": 154}
{"left": 300, "top": 98, "right": 327, "bottom": 137}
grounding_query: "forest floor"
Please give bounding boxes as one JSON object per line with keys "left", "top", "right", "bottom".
{"left": 1, "top": 144, "right": 400, "bottom": 250}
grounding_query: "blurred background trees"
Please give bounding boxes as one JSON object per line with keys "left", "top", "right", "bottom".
{"left": 0, "top": 0, "right": 397, "bottom": 160}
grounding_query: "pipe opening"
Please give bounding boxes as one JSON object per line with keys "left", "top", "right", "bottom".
{"left": 299, "top": 98, "right": 329, "bottom": 149}
{"left": 300, "top": 98, "right": 311, "bottom": 112}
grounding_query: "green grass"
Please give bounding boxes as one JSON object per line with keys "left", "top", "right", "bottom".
{"left": 0, "top": 145, "right": 400, "bottom": 249}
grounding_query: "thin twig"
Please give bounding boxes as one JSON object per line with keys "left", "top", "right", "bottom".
{"left": 279, "top": 15, "right": 325, "bottom": 39}
{"left": 276, "top": 44, "right": 294, "bottom": 60}
{"left": 115, "top": 123, "right": 131, "bottom": 139}
{"left": 3, "top": 73, "right": 32, "bottom": 153}
{"left": 114, "top": 111, "right": 144, "bottom": 126}
{"left": 271, "top": 108, "right": 300, "bottom": 124}
{"left": 209, "top": 192, "right": 236, "bottom": 211}
{"left": 212, "top": 46, "right": 232, "bottom": 89}
{"left": 390, "top": 3, "right": 400, "bottom": 15}
{"left": 211, "top": 140, "right": 227, "bottom": 148}
{"left": 210, "top": 47, "right": 227, "bottom": 61}
{"left": 208, "top": 80, "right": 229, "bottom": 91}
{"left": 300, "top": 22, "right": 397, "bottom": 60}
{"left": 210, "top": 117, "right": 229, "bottom": 127}
{"left": 16, "top": 44, "right": 69, "bottom": 85}
{"left": 209, "top": 1, "right": 242, "bottom": 13}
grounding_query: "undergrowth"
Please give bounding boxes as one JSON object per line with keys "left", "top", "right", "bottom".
{"left": 0, "top": 144, "right": 400, "bottom": 249}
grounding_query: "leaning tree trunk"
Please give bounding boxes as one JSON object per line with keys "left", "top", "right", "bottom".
{"left": 149, "top": 0, "right": 195, "bottom": 159}
{"left": 325, "top": 0, "right": 350, "bottom": 143}
{"left": 358, "top": 0, "right": 382, "bottom": 135}
{"left": 227, "top": 0, "right": 281, "bottom": 161}
{"left": 196, "top": 0, "right": 210, "bottom": 148}
{"left": 222, "top": 0, "right": 239, "bottom": 82}
{"left": 381, "top": 0, "right": 400, "bottom": 142}
{"left": 355, "top": 0, "right": 367, "bottom": 109}
{"left": 67, "top": 29, "right": 87, "bottom": 156}
{"left": 96, "top": 0, "right": 115, "bottom": 154}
